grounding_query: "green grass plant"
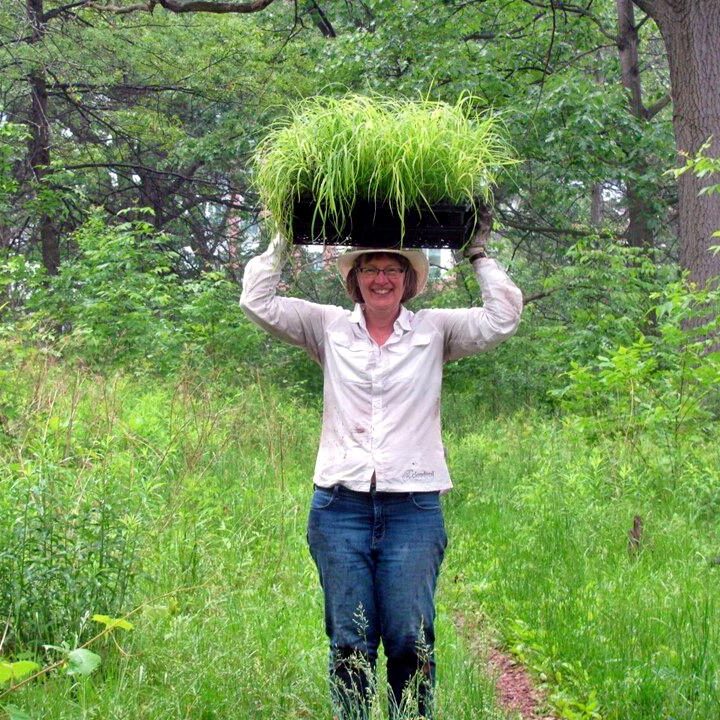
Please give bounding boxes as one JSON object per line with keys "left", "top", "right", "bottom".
{"left": 443, "top": 404, "right": 720, "bottom": 720}
{"left": 253, "top": 93, "right": 515, "bottom": 241}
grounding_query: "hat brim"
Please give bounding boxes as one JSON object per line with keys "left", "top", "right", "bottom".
{"left": 337, "top": 247, "right": 429, "bottom": 300}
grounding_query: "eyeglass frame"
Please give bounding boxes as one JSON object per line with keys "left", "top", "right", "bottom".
{"left": 355, "top": 266, "right": 406, "bottom": 279}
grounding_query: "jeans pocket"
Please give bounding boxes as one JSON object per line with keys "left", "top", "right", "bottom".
{"left": 311, "top": 486, "right": 337, "bottom": 510}
{"left": 410, "top": 491, "right": 441, "bottom": 511}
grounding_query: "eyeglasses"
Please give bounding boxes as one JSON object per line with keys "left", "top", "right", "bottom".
{"left": 356, "top": 267, "right": 405, "bottom": 279}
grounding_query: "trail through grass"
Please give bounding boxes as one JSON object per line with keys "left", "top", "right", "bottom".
{"left": 443, "top": 408, "right": 720, "bottom": 720}
{"left": 2, "top": 358, "right": 719, "bottom": 719}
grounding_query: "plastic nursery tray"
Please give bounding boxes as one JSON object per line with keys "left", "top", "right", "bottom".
{"left": 291, "top": 198, "right": 478, "bottom": 250}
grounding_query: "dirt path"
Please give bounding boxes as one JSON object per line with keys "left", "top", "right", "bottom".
{"left": 486, "top": 647, "right": 557, "bottom": 720}
{"left": 454, "top": 614, "right": 559, "bottom": 720}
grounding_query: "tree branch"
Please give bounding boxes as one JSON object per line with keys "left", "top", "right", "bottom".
{"left": 307, "top": 0, "right": 336, "bottom": 37}
{"left": 500, "top": 215, "right": 615, "bottom": 239}
{"left": 462, "top": 31, "right": 496, "bottom": 41}
{"left": 522, "top": 0, "right": 617, "bottom": 42}
{"left": 48, "top": 81, "right": 208, "bottom": 99}
{"left": 61, "top": 161, "right": 236, "bottom": 192}
{"left": 43, "top": 1, "right": 93, "bottom": 21}
{"left": 630, "top": 0, "right": 656, "bottom": 18}
{"left": 646, "top": 93, "right": 671, "bottom": 119}
{"left": 84, "top": 0, "right": 278, "bottom": 13}
{"left": 84, "top": 1, "right": 156, "bottom": 13}
{"left": 155, "top": 0, "right": 277, "bottom": 15}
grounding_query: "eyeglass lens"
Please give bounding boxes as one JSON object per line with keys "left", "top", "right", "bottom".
{"left": 359, "top": 267, "right": 404, "bottom": 278}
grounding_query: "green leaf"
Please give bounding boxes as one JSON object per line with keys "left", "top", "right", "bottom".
{"left": 0, "top": 661, "right": 40, "bottom": 684}
{"left": 92, "top": 614, "right": 134, "bottom": 631}
{"left": 7, "top": 661, "right": 39, "bottom": 681}
{"left": 2, "top": 704, "right": 32, "bottom": 720}
{"left": 65, "top": 649, "right": 101, "bottom": 677}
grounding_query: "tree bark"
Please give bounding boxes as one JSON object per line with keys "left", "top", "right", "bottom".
{"left": 306, "top": 0, "right": 336, "bottom": 37}
{"left": 26, "top": 0, "right": 60, "bottom": 275}
{"left": 634, "top": 0, "right": 720, "bottom": 286}
{"left": 616, "top": 0, "right": 653, "bottom": 248}
{"left": 590, "top": 183, "right": 603, "bottom": 226}
{"left": 616, "top": 0, "right": 644, "bottom": 118}
{"left": 82, "top": 0, "right": 277, "bottom": 14}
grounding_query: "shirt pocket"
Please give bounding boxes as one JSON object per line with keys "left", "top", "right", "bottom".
{"left": 384, "top": 332, "right": 435, "bottom": 384}
{"left": 327, "top": 330, "right": 370, "bottom": 385}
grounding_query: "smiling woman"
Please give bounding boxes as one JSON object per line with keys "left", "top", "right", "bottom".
{"left": 240, "top": 219, "right": 523, "bottom": 719}
{"left": 340, "top": 251, "right": 422, "bottom": 344}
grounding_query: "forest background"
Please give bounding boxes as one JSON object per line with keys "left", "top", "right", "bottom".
{"left": 1, "top": 1, "right": 720, "bottom": 719}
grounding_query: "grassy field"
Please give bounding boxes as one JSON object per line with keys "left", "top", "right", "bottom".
{"left": 1, "top": 356, "right": 719, "bottom": 719}
{"left": 0, "top": 360, "right": 503, "bottom": 720}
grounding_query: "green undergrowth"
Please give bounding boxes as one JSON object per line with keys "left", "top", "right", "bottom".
{"left": 2, "top": 342, "right": 719, "bottom": 719}
{"left": 0, "top": 351, "right": 501, "bottom": 719}
{"left": 444, "top": 407, "right": 720, "bottom": 720}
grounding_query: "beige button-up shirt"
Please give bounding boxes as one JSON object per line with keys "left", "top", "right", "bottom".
{"left": 240, "top": 241, "right": 523, "bottom": 492}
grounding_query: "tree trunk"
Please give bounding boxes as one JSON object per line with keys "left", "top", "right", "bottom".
{"left": 634, "top": 0, "right": 720, "bottom": 286}
{"left": 26, "top": 0, "right": 59, "bottom": 275}
{"left": 616, "top": 0, "right": 653, "bottom": 248}
{"left": 590, "top": 183, "right": 604, "bottom": 226}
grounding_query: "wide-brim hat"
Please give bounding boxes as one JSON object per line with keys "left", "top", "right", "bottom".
{"left": 337, "top": 247, "right": 429, "bottom": 300}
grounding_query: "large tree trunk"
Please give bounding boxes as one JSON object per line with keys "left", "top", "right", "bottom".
{"left": 26, "top": 0, "right": 59, "bottom": 275}
{"left": 634, "top": 0, "right": 720, "bottom": 286}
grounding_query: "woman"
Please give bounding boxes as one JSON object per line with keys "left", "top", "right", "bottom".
{"left": 240, "top": 215, "right": 523, "bottom": 719}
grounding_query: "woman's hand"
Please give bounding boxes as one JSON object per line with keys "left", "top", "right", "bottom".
{"left": 464, "top": 205, "right": 492, "bottom": 261}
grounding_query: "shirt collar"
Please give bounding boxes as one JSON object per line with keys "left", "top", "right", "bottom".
{"left": 395, "top": 306, "right": 412, "bottom": 333}
{"left": 349, "top": 304, "right": 412, "bottom": 335}
{"left": 349, "top": 303, "right": 365, "bottom": 326}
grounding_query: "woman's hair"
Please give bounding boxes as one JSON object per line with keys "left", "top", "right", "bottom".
{"left": 345, "top": 252, "right": 418, "bottom": 304}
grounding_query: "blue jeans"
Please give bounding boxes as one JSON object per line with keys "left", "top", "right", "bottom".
{"left": 307, "top": 484, "right": 447, "bottom": 719}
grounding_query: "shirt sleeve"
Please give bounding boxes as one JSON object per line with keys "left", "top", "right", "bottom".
{"left": 428, "top": 257, "right": 524, "bottom": 363}
{"left": 239, "top": 237, "right": 340, "bottom": 363}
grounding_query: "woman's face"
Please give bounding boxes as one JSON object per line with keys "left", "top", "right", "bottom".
{"left": 356, "top": 254, "right": 406, "bottom": 316}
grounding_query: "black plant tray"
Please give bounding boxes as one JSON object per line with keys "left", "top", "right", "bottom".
{"left": 291, "top": 198, "right": 478, "bottom": 249}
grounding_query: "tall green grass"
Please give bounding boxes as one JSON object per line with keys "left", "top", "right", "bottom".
{"left": 444, "top": 406, "right": 720, "bottom": 720}
{"left": 0, "top": 353, "right": 501, "bottom": 719}
{"left": 254, "top": 94, "right": 515, "bottom": 241}
{"left": 3, "top": 344, "right": 719, "bottom": 719}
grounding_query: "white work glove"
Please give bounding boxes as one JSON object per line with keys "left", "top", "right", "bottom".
{"left": 463, "top": 205, "right": 492, "bottom": 263}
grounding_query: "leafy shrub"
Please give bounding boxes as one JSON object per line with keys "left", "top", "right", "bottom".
{"left": 28, "top": 210, "right": 185, "bottom": 368}
{"left": 0, "top": 123, "right": 28, "bottom": 223}
{"left": 0, "top": 350, "right": 146, "bottom": 649}
{"left": 0, "top": 469, "right": 140, "bottom": 650}
{"left": 0, "top": 254, "right": 47, "bottom": 333}
{"left": 554, "top": 276, "right": 720, "bottom": 452}
{"left": 437, "top": 240, "right": 676, "bottom": 411}
{"left": 17, "top": 210, "right": 267, "bottom": 374}
{"left": 176, "top": 270, "right": 268, "bottom": 371}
